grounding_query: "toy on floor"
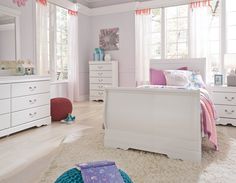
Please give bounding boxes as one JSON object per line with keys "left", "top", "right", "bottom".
{"left": 61, "top": 113, "right": 76, "bottom": 124}
{"left": 55, "top": 161, "right": 133, "bottom": 183}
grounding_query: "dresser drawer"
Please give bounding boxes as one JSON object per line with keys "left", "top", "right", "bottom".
{"left": 0, "top": 99, "right": 10, "bottom": 115}
{"left": 212, "top": 92, "right": 236, "bottom": 105}
{"left": 12, "top": 81, "right": 50, "bottom": 97}
{"left": 12, "top": 105, "right": 50, "bottom": 127}
{"left": 12, "top": 93, "right": 50, "bottom": 112}
{"left": 0, "top": 114, "right": 10, "bottom": 130}
{"left": 90, "top": 64, "right": 112, "bottom": 71}
{"left": 90, "top": 84, "right": 112, "bottom": 90}
{"left": 90, "top": 90, "right": 105, "bottom": 98}
{"left": 90, "top": 77, "right": 112, "bottom": 84}
{"left": 0, "top": 84, "right": 10, "bottom": 99}
{"left": 90, "top": 71, "right": 112, "bottom": 78}
{"left": 215, "top": 105, "right": 236, "bottom": 119}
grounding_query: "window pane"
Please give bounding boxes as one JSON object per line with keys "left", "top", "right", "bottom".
{"left": 56, "top": 6, "right": 69, "bottom": 80}
{"left": 165, "top": 5, "right": 189, "bottom": 59}
{"left": 151, "top": 44, "right": 161, "bottom": 58}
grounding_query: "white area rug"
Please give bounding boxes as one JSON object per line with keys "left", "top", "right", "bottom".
{"left": 39, "top": 103, "right": 236, "bottom": 183}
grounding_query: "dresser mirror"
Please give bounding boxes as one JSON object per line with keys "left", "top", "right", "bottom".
{"left": 0, "top": 5, "right": 20, "bottom": 61}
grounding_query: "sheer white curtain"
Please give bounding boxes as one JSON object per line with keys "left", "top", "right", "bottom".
{"left": 68, "top": 14, "right": 79, "bottom": 101}
{"left": 36, "top": 2, "right": 50, "bottom": 75}
{"left": 135, "top": 9, "right": 152, "bottom": 86}
{"left": 190, "top": 7, "right": 216, "bottom": 82}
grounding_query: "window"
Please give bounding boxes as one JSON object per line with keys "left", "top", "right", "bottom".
{"left": 36, "top": 3, "right": 69, "bottom": 81}
{"left": 165, "top": 5, "right": 188, "bottom": 59}
{"left": 226, "top": 0, "right": 236, "bottom": 53}
{"left": 150, "top": 9, "right": 161, "bottom": 59}
{"left": 55, "top": 6, "right": 69, "bottom": 80}
{"left": 150, "top": 5, "right": 189, "bottom": 59}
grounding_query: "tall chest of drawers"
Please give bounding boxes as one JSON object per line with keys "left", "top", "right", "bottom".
{"left": 210, "top": 85, "right": 236, "bottom": 126}
{"left": 0, "top": 76, "right": 51, "bottom": 137}
{"left": 89, "top": 61, "right": 118, "bottom": 101}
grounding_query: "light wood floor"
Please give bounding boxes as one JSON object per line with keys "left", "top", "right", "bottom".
{"left": 0, "top": 101, "right": 103, "bottom": 183}
{"left": 1, "top": 101, "right": 236, "bottom": 183}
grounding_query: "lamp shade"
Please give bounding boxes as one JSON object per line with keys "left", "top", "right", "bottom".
{"left": 224, "top": 54, "right": 236, "bottom": 68}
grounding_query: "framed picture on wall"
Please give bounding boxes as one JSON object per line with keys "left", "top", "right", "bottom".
{"left": 214, "top": 74, "right": 223, "bottom": 85}
{"left": 99, "top": 28, "right": 119, "bottom": 51}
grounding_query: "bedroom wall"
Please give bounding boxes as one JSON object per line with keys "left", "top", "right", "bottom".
{"left": 76, "top": 13, "right": 92, "bottom": 101}
{"left": 0, "top": 0, "right": 35, "bottom": 62}
{"left": 90, "top": 12, "right": 136, "bottom": 87}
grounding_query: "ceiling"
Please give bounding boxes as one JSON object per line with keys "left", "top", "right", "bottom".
{"left": 78, "top": 0, "right": 147, "bottom": 8}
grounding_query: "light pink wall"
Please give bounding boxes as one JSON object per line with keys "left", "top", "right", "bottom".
{"left": 90, "top": 12, "right": 136, "bottom": 87}
{"left": 0, "top": 0, "right": 35, "bottom": 62}
{"left": 76, "top": 14, "right": 92, "bottom": 101}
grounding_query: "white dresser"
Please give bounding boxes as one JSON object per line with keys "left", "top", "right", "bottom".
{"left": 89, "top": 61, "right": 118, "bottom": 101}
{"left": 0, "top": 76, "right": 51, "bottom": 137}
{"left": 210, "top": 85, "right": 236, "bottom": 126}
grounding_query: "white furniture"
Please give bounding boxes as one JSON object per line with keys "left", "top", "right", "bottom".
{"left": 0, "top": 76, "right": 51, "bottom": 138}
{"left": 210, "top": 85, "right": 236, "bottom": 126}
{"left": 104, "top": 58, "right": 206, "bottom": 162}
{"left": 89, "top": 61, "right": 118, "bottom": 101}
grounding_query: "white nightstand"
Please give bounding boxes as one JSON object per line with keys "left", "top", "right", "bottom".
{"left": 209, "top": 85, "right": 236, "bottom": 126}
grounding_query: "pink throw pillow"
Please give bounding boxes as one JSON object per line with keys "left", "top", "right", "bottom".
{"left": 150, "top": 66, "right": 188, "bottom": 85}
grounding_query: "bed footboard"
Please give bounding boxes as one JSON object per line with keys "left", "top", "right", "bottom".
{"left": 104, "top": 87, "right": 201, "bottom": 162}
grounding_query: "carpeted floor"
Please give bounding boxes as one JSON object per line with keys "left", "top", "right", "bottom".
{"left": 39, "top": 102, "right": 236, "bottom": 183}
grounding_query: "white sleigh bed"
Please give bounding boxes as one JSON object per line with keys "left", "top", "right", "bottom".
{"left": 104, "top": 58, "right": 206, "bottom": 162}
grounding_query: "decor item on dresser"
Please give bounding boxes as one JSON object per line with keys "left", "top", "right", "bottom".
{"left": 214, "top": 74, "right": 223, "bottom": 86}
{"left": 89, "top": 61, "right": 118, "bottom": 101}
{"left": 99, "top": 28, "right": 119, "bottom": 51}
{"left": 210, "top": 85, "right": 236, "bottom": 126}
{"left": 104, "top": 54, "right": 112, "bottom": 62}
{"left": 93, "top": 48, "right": 105, "bottom": 61}
{"left": 0, "top": 76, "right": 51, "bottom": 138}
{"left": 224, "top": 54, "right": 236, "bottom": 86}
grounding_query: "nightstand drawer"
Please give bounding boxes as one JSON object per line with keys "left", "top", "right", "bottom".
{"left": 215, "top": 105, "right": 236, "bottom": 118}
{"left": 90, "top": 84, "right": 112, "bottom": 90}
{"left": 90, "top": 77, "right": 112, "bottom": 84}
{"left": 212, "top": 92, "right": 236, "bottom": 105}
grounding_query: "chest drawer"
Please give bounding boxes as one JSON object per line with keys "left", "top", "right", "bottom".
{"left": 90, "top": 77, "right": 112, "bottom": 84}
{"left": 12, "top": 93, "right": 50, "bottom": 112}
{"left": 90, "top": 84, "right": 112, "bottom": 90}
{"left": 0, "top": 99, "right": 10, "bottom": 115}
{"left": 90, "top": 90, "right": 105, "bottom": 98}
{"left": 0, "top": 114, "right": 10, "bottom": 130}
{"left": 90, "top": 71, "right": 112, "bottom": 78}
{"left": 90, "top": 64, "right": 112, "bottom": 71}
{"left": 212, "top": 92, "right": 236, "bottom": 105}
{"left": 12, "top": 105, "right": 50, "bottom": 127}
{"left": 0, "top": 84, "right": 10, "bottom": 99}
{"left": 12, "top": 81, "right": 50, "bottom": 97}
{"left": 215, "top": 105, "right": 236, "bottom": 119}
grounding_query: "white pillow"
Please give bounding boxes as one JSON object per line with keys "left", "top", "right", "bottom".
{"left": 163, "top": 70, "right": 193, "bottom": 87}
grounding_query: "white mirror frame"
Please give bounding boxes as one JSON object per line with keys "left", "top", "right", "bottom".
{"left": 0, "top": 5, "right": 21, "bottom": 60}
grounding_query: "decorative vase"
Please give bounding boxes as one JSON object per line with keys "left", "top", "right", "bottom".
{"left": 105, "top": 54, "right": 111, "bottom": 61}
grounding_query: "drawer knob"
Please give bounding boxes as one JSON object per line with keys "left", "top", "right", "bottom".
{"left": 98, "top": 73, "right": 103, "bottom": 76}
{"left": 29, "top": 112, "right": 37, "bottom": 118}
{"left": 225, "top": 96, "right": 234, "bottom": 101}
{"left": 29, "top": 86, "right": 37, "bottom": 91}
{"left": 98, "top": 66, "right": 103, "bottom": 69}
{"left": 225, "top": 109, "right": 235, "bottom": 114}
{"left": 98, "top": 79, "right": 103, "bottom": 82}
{"left": 29, "top": 99, "right": 37, "bottom": 104}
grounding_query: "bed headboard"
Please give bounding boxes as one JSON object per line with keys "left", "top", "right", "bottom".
{"left": 150, "top": 58, "right": 207, "bottom": 82}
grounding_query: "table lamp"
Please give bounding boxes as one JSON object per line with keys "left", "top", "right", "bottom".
{"left": 224, "top": 54, "right": 236, "bottom": 86}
